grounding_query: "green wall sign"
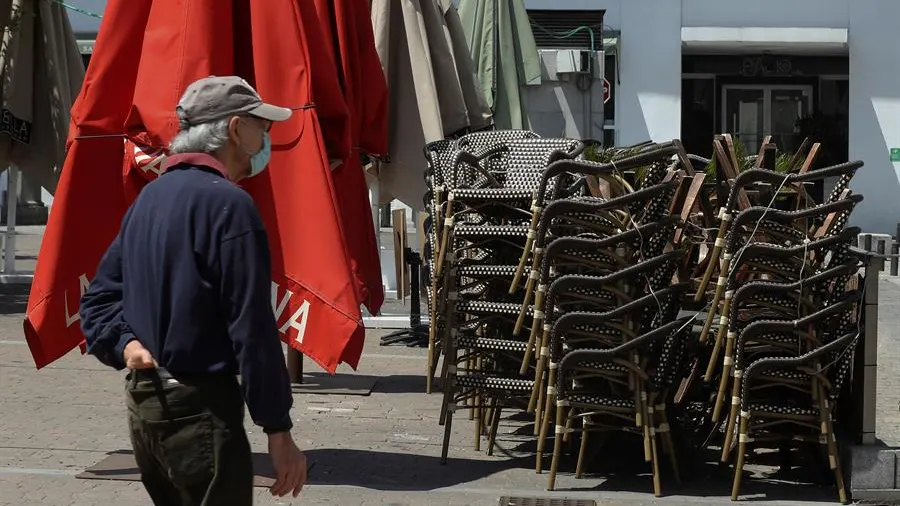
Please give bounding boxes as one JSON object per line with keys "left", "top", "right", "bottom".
{"left": 892, "top": 148, "right": 900, "bottom": 162}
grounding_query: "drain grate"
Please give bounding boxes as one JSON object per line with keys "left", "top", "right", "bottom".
{"left": 498, "top": 497, "right": 597, "bottom": 506}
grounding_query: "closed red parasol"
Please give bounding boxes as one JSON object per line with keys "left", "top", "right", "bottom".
{"left": 23, "top": 0, "right": 154, "bottom": 368}
{"left": 309, "top": 0, "right": 389, "bottom": 353}
{"left": 24, "top": 0, "right": 370, "bottom": 373}
{"left": 242, "top": 0, "right": 363, "bottom": 371}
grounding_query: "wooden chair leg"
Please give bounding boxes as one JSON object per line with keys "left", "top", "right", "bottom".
{"left": 534, "top": 375, "right": 548, "bottom": 436}
{"left": 528, "top": 329, "right": 551, "bottom": 411}
{"left": 721, "top": 373, "right": 742, "bottom": 462}
{"left": 474, "top": 389, "right": 482, "bottom": 452}
{"left": 536, "top": 380, "right": 555, "bottom": 474}
{"left": 487, "top": 400, "right": 502, "bottom": 457}
{"left": 650, "top": 425, "right": 662, "bottom": 497}
{"left": 547, "top": 403, "right": 568, "bottom": 491}
{"left": 822, "top": 401, "right": 848, "bottom": 504}
{"left": 468, "top": 357, "right": 476, "bottom": 421}
{"left": 730, "top": 415, "right": 750, "bottom": 500}
{"left": 712, "top": 324, "right": 735, "bottom": 422}
{"left": 425, "top": 287, "right": 440, "bottom": 394}
{"left": 575, "top": 418, "right": 590, "bottom": 479}
{"left": 563, "top": 414, "right": 575, "bottom": 444}
{"left": 658, "top": 411, "right": 681, "bottom": 485}
{"left": 440, "top": 403, "right": 455, "bottom": 465}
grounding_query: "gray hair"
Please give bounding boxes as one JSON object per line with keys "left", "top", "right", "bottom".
{"left": 168, "top": 118, "right": 231, "bottom": 154}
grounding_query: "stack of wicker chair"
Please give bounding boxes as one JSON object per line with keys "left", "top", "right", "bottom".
{"left": 417, "top": 129, "right": 870, "bottom": 505}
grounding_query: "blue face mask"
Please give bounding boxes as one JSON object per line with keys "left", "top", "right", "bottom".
{"left": 248, "top": 132, "right": 272, "bottom": 177}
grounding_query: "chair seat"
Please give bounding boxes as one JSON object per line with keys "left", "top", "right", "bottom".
{"left": 454, "top": 224, "right": 530, "bottom": 238}
{"left": 746, "top": 402, "right": 818, "bottom": 418}
{"left": 566, "top": 392, "right": 636, "bottom": 410}
{"left": 458, "top": 264, "right": 520, "bottom": 278}
{"left": 455, "top": 374, "right": 534, "bottom": 392}
{"left": 568, "top": 361, "right": 630, "bottom": 373}
{"left": 456, "top": 300, "right": 532, "bottom": 316}
{"left": 451, "top": 188, "right": 534, "bottom": 202}
{"left": 760, "top": 369, "right": 809, "bottom": 381}
{"left": 458, "top": 334, "right": 529, "bottom": 353}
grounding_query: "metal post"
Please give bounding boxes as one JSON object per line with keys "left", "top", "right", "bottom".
{"left": 3, "top": 166, "right": 20, "bottom": 275}
{"left": 893, "top": 224, "right": 900, "bottom": 277}
{"left": 287, "top": 348, "right": 304, "bottom": 384}
{"left": 892, "top": 241, "right": 899, "bottom": 277}
{"left": 370, "top": 178, "right": 381, "bottom": 254}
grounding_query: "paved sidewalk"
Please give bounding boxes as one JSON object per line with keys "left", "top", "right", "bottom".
{"left": 0, "top": 315, "right": 854, "bottom": 506}
{"left": 1, "top": 227, "right": 897, "bottom": 505}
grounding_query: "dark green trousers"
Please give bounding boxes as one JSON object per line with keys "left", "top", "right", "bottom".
{"left": 125, "top": 369, "right": 253, "bottom": 506}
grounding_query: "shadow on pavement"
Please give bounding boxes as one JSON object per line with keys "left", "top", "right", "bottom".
{"left": 0, "top": 284, "right": 30, "bottom": 314}
{"left": 79, "top": 448, "right": 528, "bottom": 492}
{"left": 370, "top": 373, "right": 430, "bottom": 394}
{"left": 301, "top": 448, "right": 527, "bottom": 491}
{"left": 553, "top": 433, "right": 840, "bottom": 503}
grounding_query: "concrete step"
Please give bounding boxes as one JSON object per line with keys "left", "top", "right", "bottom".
{"left": 850, "top": 445, "right": 900, "bottom": 503}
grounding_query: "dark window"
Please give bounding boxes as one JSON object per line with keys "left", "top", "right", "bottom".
{"left": 681, "top": 78, "right": 715, "bottom": 158}
{"left": 604, "top": 54, "right": 616, "bottom": 124}
{"left": 602, "top": 128, "right": 616, "bottom": 148}
{"left": 528, "top": 10, "right": 605, "bottom": 52}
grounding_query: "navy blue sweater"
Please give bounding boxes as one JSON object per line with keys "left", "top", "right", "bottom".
{"left": 80, "top": 153, "right": 293, "bottom": 433}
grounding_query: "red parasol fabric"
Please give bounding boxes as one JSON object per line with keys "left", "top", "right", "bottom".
{"left": 24, "top": 0, "right": 368, "bottom": 373}
{"left": 243, "top": 0, "right": 364, "bottom": 371}
{"left": 121, "top": 0, "right": 238, "bottom": 199}
{"left": 292, "top": 0, "right": 351, "bottom": 166}
{"left": 310, "top": 0, "right": 388, "bottom": 319}
{"left": 23, "top": 0, "right": 154, "bottom": 368}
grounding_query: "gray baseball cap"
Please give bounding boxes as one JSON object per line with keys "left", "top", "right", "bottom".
{"left": 176, "top": 75, "right": 292, "bottom": 127}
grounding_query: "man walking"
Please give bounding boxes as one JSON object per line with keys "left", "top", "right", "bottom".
{"left": 80, "top": 76, "right": 307, "bottom": 505}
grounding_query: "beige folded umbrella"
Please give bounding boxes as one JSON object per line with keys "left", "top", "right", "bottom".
{"left": 0, "top": 0, "right": 85, "bottom": 195}
{"left": 371, "top": 0, "right": 491, "bottom": 210}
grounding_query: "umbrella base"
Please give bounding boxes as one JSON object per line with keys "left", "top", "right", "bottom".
{"left": 379, "top": 323, "right": 429, "bottom": 347}
{"left": 1, "top": 204, "right": 49, "bottom": 226}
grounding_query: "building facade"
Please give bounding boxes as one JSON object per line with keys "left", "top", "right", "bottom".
{"left": 66, "top": 0, "right": 900, "bottom": 234}
{"left": 523, "top": 0, "right": 900, "bottom": 234}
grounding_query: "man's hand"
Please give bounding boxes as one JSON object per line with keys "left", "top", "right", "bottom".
{"left": 267, "top": 431, "right": 307, "bottom": 497}
{"left": 123, "top": 340, "right": 155, "bottom": 370}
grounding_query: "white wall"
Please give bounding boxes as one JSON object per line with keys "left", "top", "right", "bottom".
{"left": 524, "top": 0, "right": 682, "bottom": 145}
{"left": 523, "top": 0, "right": 900, "bottom": 234}
{"left": 680, "top": 0, "right": 849, "bottom": 28}
{"left": 846, "top": 0, "right": 900, "bottom": 234}
{"left": 523, "top": 51, "right": 605, "bottom": 139}
{"left": 68, "top": 0, "right": 900, "bottom": 233}
{"left": 617, "top": 0, "right": 681, "bottom": 145}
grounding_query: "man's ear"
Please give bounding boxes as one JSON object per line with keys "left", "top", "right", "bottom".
{"left": 228, "top": 116, "right": 242, "bottom": 144}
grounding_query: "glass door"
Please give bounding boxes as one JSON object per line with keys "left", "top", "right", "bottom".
{"left": 722, "top": 85, "right": 813, "bottom": 155}
{"left": 770, "top": 88, "right": 811, "bottom": 154}
{"left": 723, "top": 87, "right": 765, "bottom": 155}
